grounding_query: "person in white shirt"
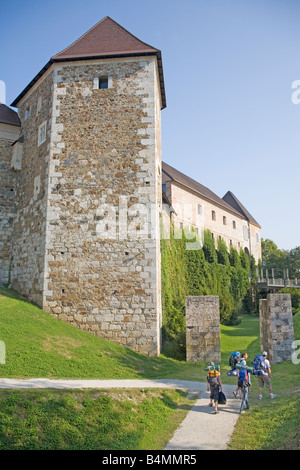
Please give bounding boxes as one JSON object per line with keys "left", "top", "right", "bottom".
{"left": 258, "top": 351, "right": 276, "bottom": 399}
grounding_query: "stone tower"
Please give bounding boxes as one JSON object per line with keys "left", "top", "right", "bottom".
{"left": 9, "top": 17, "right": 166, "bottom": 356}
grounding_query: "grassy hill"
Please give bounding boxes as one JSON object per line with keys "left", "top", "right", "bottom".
{"left": 0, "top": 287, "right": 202, "bottom": 381}
{"left": 0, "top": 287, "right": 299, "bottom": 450}
{"left": 0, "top": 287, "right": 263, "bottom": 381}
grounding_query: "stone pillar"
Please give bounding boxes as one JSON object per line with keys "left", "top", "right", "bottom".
{"left": 186, "top": 296, "right": 221, "bottom": 363}
{"left": 259, "top": 293, "right": 295, "bottom": 363}
{"left": 259, "top": 299, "right": 269, "bottom": 354}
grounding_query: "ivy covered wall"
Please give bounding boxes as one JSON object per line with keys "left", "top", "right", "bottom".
{"left": 161, "top": 227, "right": 257, "bottom": 359}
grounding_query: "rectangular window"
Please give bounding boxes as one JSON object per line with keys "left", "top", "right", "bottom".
{"left": 243, "top": 226, "right": 249, "bottom": 240}
{"left": 197, "top": 204, "right": 202, "bottom": 215}
{"left": 233, "top": 220, "right": 236, "bottom": 229}
{"left": 212, "top": 210, "right": 216, "bottom": 221}
{"left": 223, "top": 216, "right": 227, "bottom": 225}
{"left": 99, "top": 77, "right": 108, "bottom": 89}
{"left": 93, "top": 76, "right": 113, "bottom": 89}
{"left": 256, "top": 233, "right": 260, "bottom": 243}
{"left": 36, "top": 96, "right": 42, "bottom": 114}
{"left": 38, "top": 121, "right": 47, "bottom": 146}
{"left": 25, "top": 106, "right": 31, "bottom": 120}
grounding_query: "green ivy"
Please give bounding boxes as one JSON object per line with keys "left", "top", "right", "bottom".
{"left": 161, "top": 225, "right": 256, "bottom": 358}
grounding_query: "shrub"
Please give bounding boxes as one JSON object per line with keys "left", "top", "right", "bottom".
{"left": 161, "top": 226, "right": 254, "bottom": 356}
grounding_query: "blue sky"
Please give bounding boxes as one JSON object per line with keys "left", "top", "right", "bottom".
{"left": 1, "top": 0, "right": 299, "bottom": 250}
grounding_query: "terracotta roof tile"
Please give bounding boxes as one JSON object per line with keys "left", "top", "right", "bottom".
{"left": 52, "top": 16, "right": 159, "bottom": 60}
{"left": 11, "top": 16, "right": 166, "bottom": 109}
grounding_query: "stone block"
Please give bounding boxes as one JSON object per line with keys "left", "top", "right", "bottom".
{"left": 259, "top": 293, "right": 295, "bottom": 363}
{"left": 186, "top": 296, "right": 221, "bottom": 363}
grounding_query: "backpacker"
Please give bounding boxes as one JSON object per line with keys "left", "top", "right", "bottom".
{"left": 252, "top": 355, "right": 264, "bottom": 376}
{"left": 238, "top": 368, "right": 249, "bottom": 389}
{"left": 229, "top": 351, "right": 240, "bottom": 370}
{"left": 207, "top": 368, "right": 220, "bottom": 386}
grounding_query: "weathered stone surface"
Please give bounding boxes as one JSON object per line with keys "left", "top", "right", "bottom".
{"left": 259, "top": 293, "right": 295, "bottom": 363}
{"left": 3, "top": 56, "right": 162, "bottom": 357}
{"left": 186, "top": 296, "right": 221, "bottom": 363}
{"left": 0, "top": 123, "right": 20, "bottom": 286}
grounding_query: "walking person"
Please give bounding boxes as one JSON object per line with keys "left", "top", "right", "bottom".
{"left": 258, "top": 351, "right": 276, "bottom": 399}
{"left": 206, "top": 362, "right": 222, "bottom": 414}
{"left": 238, "top": 366, "right": 251, "bottom": 414}
{"left": 233, "top": 352, "right": 248, "bottom": 398}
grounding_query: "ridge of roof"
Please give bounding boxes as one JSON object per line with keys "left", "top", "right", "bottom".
{"left": 52, "top": 16, "right": 159, "bottom": 60}
{"left": 11, "top": 16, "right": 166, "bottom": 109}
{"left": 0, "top": 103, "right": 21, "bottom": 127}
{"left": 222, "top": 191, "right": 261, "bottom": 228}
{"left": 162, "top": 161, "right": 246, "bottom": 219}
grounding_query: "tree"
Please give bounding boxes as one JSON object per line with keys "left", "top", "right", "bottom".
{"left": 202, "top": 229, "right": 218, "bottom": 264}
{"left": 261, "top": 239, "right": 300, "bottom": 278}
{"left": 217, "top": 237, "right": 230, "bottom": 266}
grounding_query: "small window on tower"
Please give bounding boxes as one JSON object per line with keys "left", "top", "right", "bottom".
{"left": 99, "top": 77, "right": 108, "bottom": 89}
{"left": 93, "top": 77, "right": 113, "bottom": 90}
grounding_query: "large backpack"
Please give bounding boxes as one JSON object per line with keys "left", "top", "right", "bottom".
{"left": 207, "top": 368, "right": 220, "bottom": 386}
{"left": 252, "top": 355, "right": 264, "bottom": 375}
{"left": 229, "top": 351, "right": 240, "bottom": 370}
{"left": 238, "top": 368, "right": 249, "bottom": 389}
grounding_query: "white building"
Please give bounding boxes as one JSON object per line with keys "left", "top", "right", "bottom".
{"left": 162, "top": 161, "right": 262, "bottom": 263}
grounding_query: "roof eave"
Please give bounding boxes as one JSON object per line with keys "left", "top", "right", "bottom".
{"left": 11, "top": 51, "right": 166, "bottom": 110}
{"left": 169, "top": 179, "right": 245, "bottom": 220}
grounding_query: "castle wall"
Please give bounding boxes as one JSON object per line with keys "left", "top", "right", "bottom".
{"left": 10, "top": 72, "right": 54, "bottom": 305}
{"left": 0, "top": 125, "right": 19, "bottom": 286}
{"left": 162, "top": 178, "right": 261, "bottom": 262}
{"left": 41, "top": 57, "right": 162, "bottom": 356}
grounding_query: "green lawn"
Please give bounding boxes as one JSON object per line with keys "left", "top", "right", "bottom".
{"left": 0, "top": 387, "right": 195, "bottom": 450}
{"left": 0, "top": 288, "right": 203, "bottom": 381}
{"left": 228, "top": 311, "right": 300, "bottom": 450}
{"left": 0, "top": 287, "right": 299, "bottom": 450}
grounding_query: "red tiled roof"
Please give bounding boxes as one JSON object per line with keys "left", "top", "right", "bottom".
{"left": 52, "top": 16, "right": 159, "bottom": 60}
{"left": 11, "top": 17, "right": 166, "bottom": 109}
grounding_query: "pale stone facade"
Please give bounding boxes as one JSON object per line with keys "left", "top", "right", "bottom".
{"left": 162, "top": 163, "right": 262, "bottom": 263}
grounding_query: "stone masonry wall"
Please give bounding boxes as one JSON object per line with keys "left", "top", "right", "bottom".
{"left": 186, "top": 296, "right": 221, "bottom": 363}
{"left": 259, "top": 293, "right": 295, "bottom": 363}
{"left": 0, "top": 138, "right": 16, "bottom": 286}
{"left": 42, "top": 57, "right": 162, "bottom": 356}
{"left": 10, "top": 72, "right": 54, "bottom": 305}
